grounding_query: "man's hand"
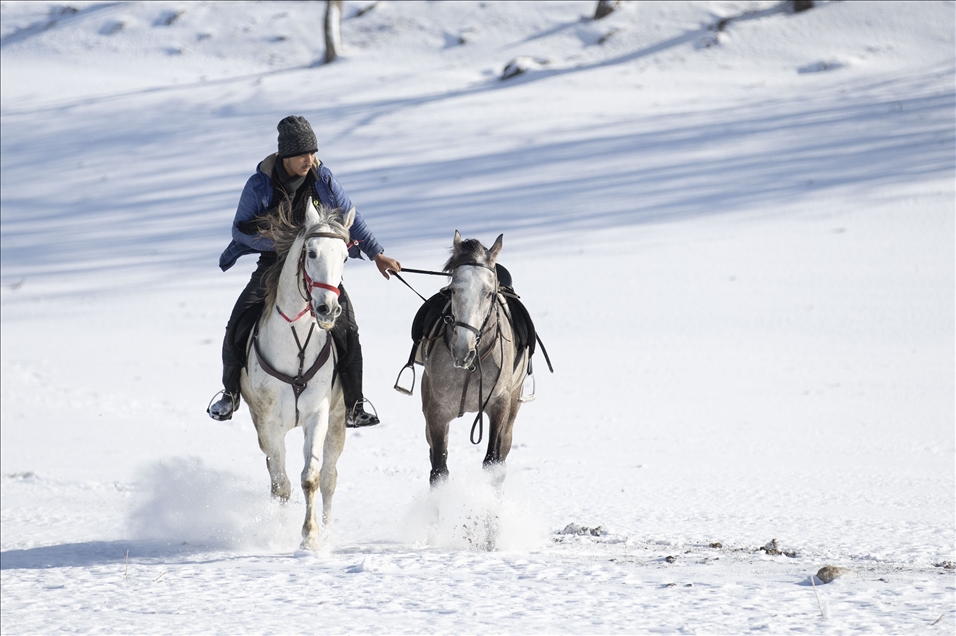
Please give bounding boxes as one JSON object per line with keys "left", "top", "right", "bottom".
{"left": 374, "top": 253, "right": 402, "bottom": 280}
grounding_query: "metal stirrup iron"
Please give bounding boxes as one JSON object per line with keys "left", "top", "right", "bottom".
{"left": 206, "top": 389, "right": 238, "bottom": 419}
{"left": 518, "top": 372, "right": 536, "bottom": 403}
{"left": 347, "top": 398, "right": 379, "bottom": 427}
{"left": 394, "top": 363, "right": 416, "bottom": 396}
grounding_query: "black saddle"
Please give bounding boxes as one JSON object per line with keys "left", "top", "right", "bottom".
{"left": 407, "top": 287, "right": 551, "bottom": 375}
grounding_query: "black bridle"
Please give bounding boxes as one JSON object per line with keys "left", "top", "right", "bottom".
{"left": 445, "top": 262, "right": 498, "bottom": 339}
{"left": 445, "top": 262, "right": 502, "bottom": 445}
{"left": 392, "top": 262, "right": 503, "bottom": 444}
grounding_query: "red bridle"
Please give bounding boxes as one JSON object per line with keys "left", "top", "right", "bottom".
{"left": 284, "top": 230, "right": 351, "bottom": 322}
{"left": 303, "top": 272, "right": 341, "bottom": 297}
{"left": 301, "top": 230, "right": 348, "bottom": 297}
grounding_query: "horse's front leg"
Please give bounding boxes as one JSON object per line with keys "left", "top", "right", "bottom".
{"left": 482, "top": 394, "right": 519, "bottom": 487}
{"left": 254, "top": 417, "right": 292, "bottom": 501}
{"left": 423, "top": 375, "right": 452, "bottom": 486}
{"left": 425, "top": 414, "right": 452, "bottom": 486}
{"left": 300, "top": 398, "right": 331, "bottom": 551}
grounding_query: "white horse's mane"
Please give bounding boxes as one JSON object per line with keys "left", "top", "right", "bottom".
{"left": 261, "top": 203, "right": 350, "bottom": 313}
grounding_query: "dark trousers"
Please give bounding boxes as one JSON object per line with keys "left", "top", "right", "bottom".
{"left": 329, "top": 285, "right": 364, "bottom": 410}
{"left": 221, "top": 257, "right": 364, "bottom": 410}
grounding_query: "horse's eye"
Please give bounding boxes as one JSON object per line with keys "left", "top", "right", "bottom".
{"left": 308, "top": 250, "right": 317, "bottom": 259}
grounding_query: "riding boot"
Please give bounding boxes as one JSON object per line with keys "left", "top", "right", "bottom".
{"left": 208, "top": 255, "right": 273, "bottom": 421}
{"left": 209, "top": 356, "right": 241, "bottom": 421}
{"left": 340, "top": 336, "right": 379, "bottom": 427}
{"left": 208, "top": 389, "right": 239, "bottom": 421}
{"left": 331, "top": 285, "right": 380, "bottom": 428}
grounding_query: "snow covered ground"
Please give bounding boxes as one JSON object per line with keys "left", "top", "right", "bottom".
{"left": 1, "top": 1, "right": 953, "bottom": 633}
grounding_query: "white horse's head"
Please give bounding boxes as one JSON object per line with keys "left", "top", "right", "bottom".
{"left": 302, "top": 205, "right": 355, "bottom": 330}
{"left": 445, "top": 231, "right": 503, "bottom": 369}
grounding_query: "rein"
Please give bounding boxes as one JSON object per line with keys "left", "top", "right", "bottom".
{"left": 391, "top": 263, "right": 495, "bottom": 317}
{"left": 460, "top": 302, "right": 503, "bottom": 446}
{"left": 453, "top": 264, "right": 501, "bottom": 445}
{"left": 390, "top": 269, "right": 447, "bottom": 316}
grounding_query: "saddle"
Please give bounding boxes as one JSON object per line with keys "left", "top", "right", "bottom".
{"left": 394, "top": 286, "right": 552, "bottom": 396}
{"left": 410, "top": 289, "right": 450, "bottom": 364}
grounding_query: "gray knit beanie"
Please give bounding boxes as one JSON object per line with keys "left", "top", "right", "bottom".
{"left": 277, "top": 115, "right": 318, "bottom": 158}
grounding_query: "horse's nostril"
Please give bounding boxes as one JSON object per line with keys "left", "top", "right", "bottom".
{"left": 316, "top": 304, "right": 329, "bottom": 315}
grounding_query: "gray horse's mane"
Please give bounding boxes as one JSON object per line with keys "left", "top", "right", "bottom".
{"left": 260, "top": 201, "right": 350, "bottom": 312}
{"left": 443, "top": 238, "right": 495, "bottom": 272}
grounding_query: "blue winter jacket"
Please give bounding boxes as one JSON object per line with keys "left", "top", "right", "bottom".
{"left": 219, "top": 154, "right": 384, "bottom": 271}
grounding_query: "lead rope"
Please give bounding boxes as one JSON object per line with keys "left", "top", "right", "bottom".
{"left": 390, "top": 269, "right": 450, "bottom": 316}
{"left": 390, "top": 269, "right": 452, "bottom": 395}
{"left": 483, "top": 325, "right": 507, "bottom": 454}
{"left": 468, "top": 303, "right": 503, "bottom": 445}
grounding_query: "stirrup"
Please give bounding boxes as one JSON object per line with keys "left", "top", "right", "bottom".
{"left": 346, "top": 399, "right": 380, "bottom": 428}
{"left": 518, "top": 373, "right": 536, "bottom": 403}
{"left": 393, "top": 364, "right": 416, "bottom": 396}
{"left": 206, "top": 390, "right": 239, "bottom": 421}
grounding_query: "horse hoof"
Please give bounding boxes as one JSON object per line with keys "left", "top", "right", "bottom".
{"left": 299, "top": 536, "right": 320, "bottom": 552}
{"left": 429, "top": 469, "right": 449, "bottom": 487}
{"left": 271, "top": 482, "right": 292, "bottom": 501}
{"left": 295, "top": 546, "right": 321, "bottom": 558}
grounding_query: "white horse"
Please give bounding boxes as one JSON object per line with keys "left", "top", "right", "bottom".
{"left": 240, "top": 202, "right": 354, "bottom": 551}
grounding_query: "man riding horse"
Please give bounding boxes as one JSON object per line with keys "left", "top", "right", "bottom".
{"left": 208, "top": 115, "right": 401, "bottom": 427}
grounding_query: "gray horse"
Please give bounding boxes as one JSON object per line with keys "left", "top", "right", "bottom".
{"left": 420, "top": 232, "right": 530, "bottom": 486}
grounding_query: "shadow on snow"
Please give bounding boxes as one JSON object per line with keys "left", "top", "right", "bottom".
{"left": 0, "top": 539, "right": 215, "bottom": 571}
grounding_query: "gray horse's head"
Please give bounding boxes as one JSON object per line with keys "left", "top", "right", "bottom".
{"left": 443, "top": 231, "right": 503, "bottom": 369}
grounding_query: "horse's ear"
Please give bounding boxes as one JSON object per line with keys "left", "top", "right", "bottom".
{"left": 488, "top": 233, "right": 503, "bottom": 262}
{"left": 343, "top": 206, "right": 356, "bottom": 229}
{"left": 453, "top": 230, "right": 462, "bottom": 250}
{"left": 304, "top": 197, "right": 322, "bottom": 226}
